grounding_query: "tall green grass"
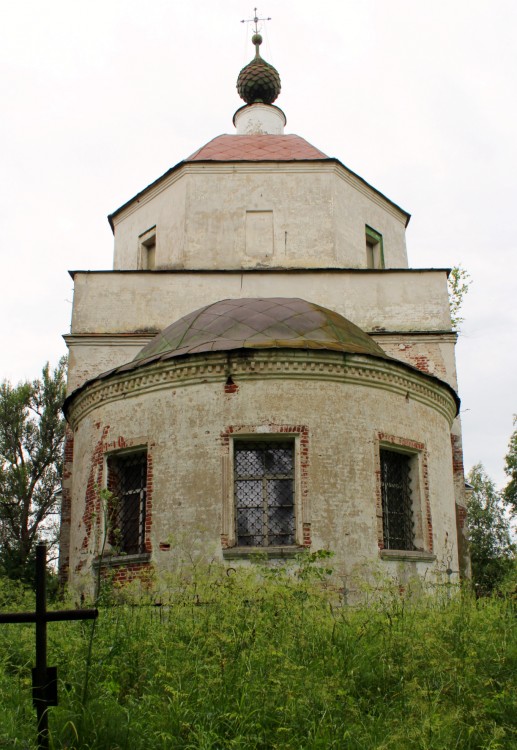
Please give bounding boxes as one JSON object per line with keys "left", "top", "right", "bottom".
{"left": 0, "top": 558, "right": 515, "bottom": 749}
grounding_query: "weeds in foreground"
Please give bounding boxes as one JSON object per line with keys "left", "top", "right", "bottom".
{"left": 0, "top": 558, "right": 515, "bottom": 749}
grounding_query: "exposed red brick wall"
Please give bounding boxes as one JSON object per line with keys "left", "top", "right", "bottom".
{"left": 58, "top": 426, "right": 74, "bottom": 583}
{"left": 109, "top": 561, "right": 154, "bottom": 587}
{"left": 102, "top": 435, "right": 154, "bottom": 555}
{"left": 457, "top": 505, "right": 467, "bottom": 528}
{"left": 77, "top": 425, "right": 110, "bottom": 573}
{"left": 76, "top": 428, "right": 154, "bottom": 575}
{"left": 384, "top": 342, "right": 447, "bottom": 380}
{"left": 224, "top": 377, "right": 239, "bottom": 394}
{"left": 451, "top": 432, "right": 465, "bottom": 478}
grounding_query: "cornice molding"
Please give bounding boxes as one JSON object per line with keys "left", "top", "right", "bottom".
{"left": 330, "top": 163, "right": 407, "bottom": 225}
{"left": 64, "top": 334, "right": 155, "bottom": 347}
{"left": 66, "top": 351, "right": 458, "bottom": 430}
{"left": 70, "top": 268, "right": 450, "bottom": 277}
{"left": 64, "top": 331, "right": 455, "bottom": 346}
{"left": 111, "top": 160, "right": 408, "bottom": 229}
{"left": 370, "top": 332, "right": 457, "bottom": 344}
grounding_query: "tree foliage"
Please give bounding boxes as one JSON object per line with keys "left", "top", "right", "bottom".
{"left": 0, "top": 359, "right": 66, "bottom": 581}
{"left": 503, "top": 415, "right": 517, "bottom": 513}
{"left": 448, "top": 265, "right": 471, "bottom": 330}
{"left": 466, "top": 463, "right": 515, "bottom": 594}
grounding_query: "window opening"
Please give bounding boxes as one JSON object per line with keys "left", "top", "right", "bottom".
{"left": 365, "top": 225, "right": 384, "bottom": 269}
{"left": 234, "top": 441, "right": 295, "bottom": 546}
{"left": 107, "top": 451, "right": 147, "bottom": 554}
{"left": 139, "top": 227, "right": 156, "bottom": 270}
{"left": 380, "top": 449, "right": 415, "bottom": 550}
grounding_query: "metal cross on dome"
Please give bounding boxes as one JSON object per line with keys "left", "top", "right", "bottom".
{"left": 0, "top": 544, "right": 98, "bottom": 750}
{"left": 241, "top": 8, "right": 271, "bottom": 33}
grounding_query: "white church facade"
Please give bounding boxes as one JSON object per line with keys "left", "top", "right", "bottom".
{"left": 59, "top": 33, "right": 469, "bottom": 592}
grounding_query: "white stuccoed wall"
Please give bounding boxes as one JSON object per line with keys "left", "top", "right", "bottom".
{"left": 233, "top": 103, "right": 286, "bottom": 134}
{"left": 111, "top": 162, "right": 409, "bottom": 271}
{"left": 66, "top": 351, "right": 459, "bottom": 594}
{"left": 65, "top": 268, "right": 454, "bottom": 392}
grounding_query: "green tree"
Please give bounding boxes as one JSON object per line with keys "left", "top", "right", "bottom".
{"left": 448, "top": 265, "right": 471, "bottom": 330}
{"left": 466, "top": 463, "right": 515, "bottom": 594}
{"left": 0, "top": 359, "right": 66, "bottom": 581}
{"left": 503, "top": 415, "right": 517, "bottom": 513}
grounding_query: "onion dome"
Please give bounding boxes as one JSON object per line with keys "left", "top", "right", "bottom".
{"left": 132, "top": 298, "right": 390, "bottom": 364}
{"left": 237, "top": 33, "right": 281, "bottom": 105}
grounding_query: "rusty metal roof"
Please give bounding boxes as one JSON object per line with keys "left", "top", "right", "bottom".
{"left": 108, "top": 137, "right": 411, "bottom": 231}
{"left": 131, "top": 298, "right": 389, "bottom": 366}
{"left": 186, "top": 134, "right": 328, "bottom": 162}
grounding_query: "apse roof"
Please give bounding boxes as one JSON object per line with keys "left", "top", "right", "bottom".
{"left": 128, "top": 297, "right": 389, "bottom": 368}
{"left": 64, "top": 297, "right": 460, "bottom": 416}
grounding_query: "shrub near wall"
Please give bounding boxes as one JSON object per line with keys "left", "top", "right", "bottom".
{"left": 0, "top": 560, "right": 516, "bottom": 749}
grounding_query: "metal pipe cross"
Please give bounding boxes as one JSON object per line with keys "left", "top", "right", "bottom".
{"left": 0, "top": 543, "right": 98, "bottom": 750}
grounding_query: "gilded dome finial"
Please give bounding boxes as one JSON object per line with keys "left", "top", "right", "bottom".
{"left": 237, "top": 8, "right": 281, "bottom": 105}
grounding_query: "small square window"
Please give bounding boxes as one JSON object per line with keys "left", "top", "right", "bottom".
{"left": 107, "top": 450, "right": 148, "bottom": 554}
{"left": 234, "top": 441, "right": 295, "bottom": 547}
{"left": 365, "top": 226, "right": 384, "bottom": 269}
{"left": 380, "top": 448, "right": 415, "bottom": 551}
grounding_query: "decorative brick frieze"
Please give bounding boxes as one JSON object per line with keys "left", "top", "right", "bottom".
{"left": 66, "top": 351, "right": 458, "bottom": 428}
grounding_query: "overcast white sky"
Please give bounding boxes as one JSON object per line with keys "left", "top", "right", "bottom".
{"left": 1, "top": 0, "right": 515, "bottom": 487}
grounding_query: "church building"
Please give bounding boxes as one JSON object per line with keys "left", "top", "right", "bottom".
{"left": 59, "top": 29, "right": 469, "bottom": 592}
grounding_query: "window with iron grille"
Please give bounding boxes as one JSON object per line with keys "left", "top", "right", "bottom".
{"left": 107, "top": 451, "right": 147, "bottom": 555}
{"left": 380, "top": 449, "right": 415, "bottom": 551}
{"left": 234, "top": 441, "right": 295, "bottom": 547}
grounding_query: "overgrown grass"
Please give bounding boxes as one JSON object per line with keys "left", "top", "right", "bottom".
{"left": 0, "top": 557, "right": 516, "bottom": 749}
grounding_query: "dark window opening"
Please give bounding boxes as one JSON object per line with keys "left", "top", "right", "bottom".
{"left": 365, "top": 225, "right": 384, "bottom": 269}
{"left": 107, "top": 451, "right": 147, "bottom": 555}
{"left": 234, "top": 441, "right": 295, "bottom": 547}
{"left": 139, "top": 226, "right": 157, "bottom": 270}
{"left": 380, "top": 449, "right": 415, "bottom": 551}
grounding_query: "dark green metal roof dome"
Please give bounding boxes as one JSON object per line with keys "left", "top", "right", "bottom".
{"left": 237, "top": 33, "right": 281, "bottom": 105}
{"left": 132, "top": 298, "right": 389, "bottom": 365}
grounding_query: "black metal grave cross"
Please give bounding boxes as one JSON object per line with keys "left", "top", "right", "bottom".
{"left": 0, "top": 544, "right": 98, "bottom": 750}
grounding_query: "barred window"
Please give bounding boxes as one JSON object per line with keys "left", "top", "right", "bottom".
{"left": 107, "top": 451, "right": 147, "bottom": 555}
{"left": 234, "top": 441, "right": 295, "bottom": 547}
{"left": 380, "top": 449, "right": 415, "bottom": 551}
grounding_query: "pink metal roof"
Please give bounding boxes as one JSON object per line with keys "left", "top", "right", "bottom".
{"left": 186, "top": 134, "right": 329, "bottom": 162}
